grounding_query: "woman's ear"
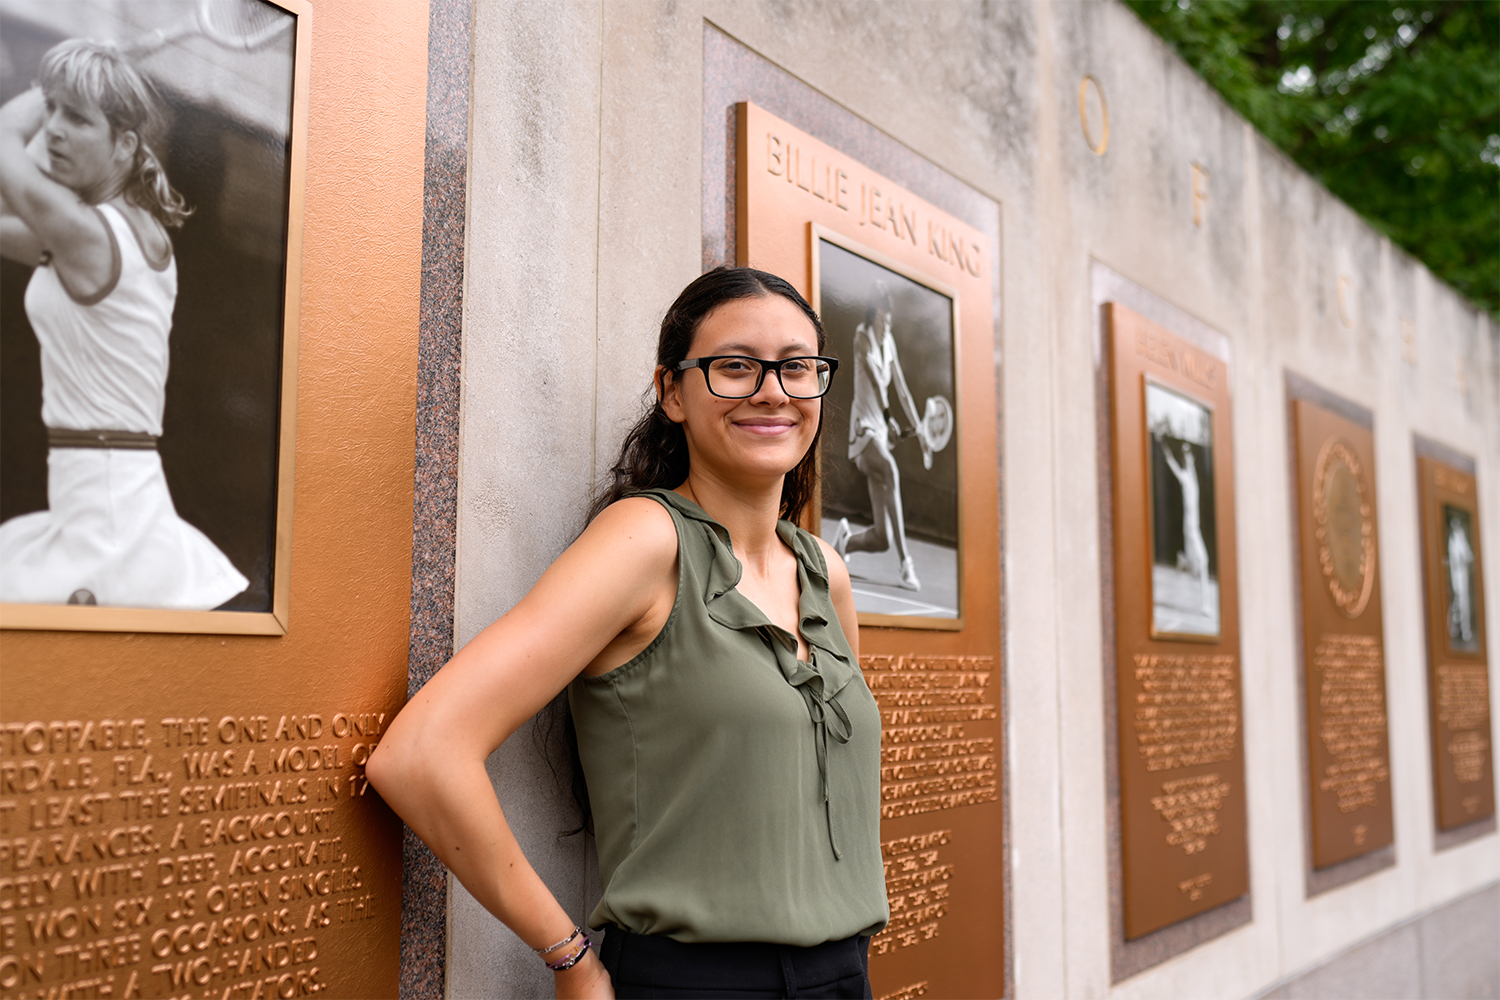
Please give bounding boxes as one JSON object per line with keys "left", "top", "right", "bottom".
{"left": 113, "top": 129, "right": 139, "bottom": 167}
{"left": 657, "top": 366, "right": 686, "bottom": 424}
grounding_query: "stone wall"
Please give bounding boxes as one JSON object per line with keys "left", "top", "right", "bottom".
{"left": 445, "top": 1, "right": 1499, "bottom": 996}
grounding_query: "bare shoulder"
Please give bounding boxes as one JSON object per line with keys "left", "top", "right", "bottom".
{"left": 587, "top": 495, "right": 676, "bottom": 546}
{"left": 567, "top": 495, "right": 678, "bottom": 576}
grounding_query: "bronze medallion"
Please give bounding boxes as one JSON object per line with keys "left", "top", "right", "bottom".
{"left": 1292, "top": 395, "right": 1394, "bottom": 869}
{"left": 1313, "top": 439, "right": 1375, "bottom": 618}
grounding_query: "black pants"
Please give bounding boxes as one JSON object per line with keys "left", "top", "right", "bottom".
{"left": 598, "top": 925, "right": 873, "bottom": 999}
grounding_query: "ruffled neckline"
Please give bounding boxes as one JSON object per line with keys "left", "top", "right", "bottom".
{"left": 638, "top": 488, "right": 859, "bottom": 858}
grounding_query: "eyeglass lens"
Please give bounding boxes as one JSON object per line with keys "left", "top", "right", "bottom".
{"left": 705, "top": 357, "right": 832, "bottom": 398}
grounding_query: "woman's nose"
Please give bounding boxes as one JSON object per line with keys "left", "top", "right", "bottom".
{"left": 752, "top": 366, "right": 790, "bottom": 403}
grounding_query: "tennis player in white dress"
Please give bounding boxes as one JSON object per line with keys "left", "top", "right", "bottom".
{"left": 0, "top": 40, "right": 246, "bottom": 610}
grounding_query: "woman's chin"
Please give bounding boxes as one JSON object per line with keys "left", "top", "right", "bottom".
{"left": 738, "top": 446, "right": 813, "bottom": 480}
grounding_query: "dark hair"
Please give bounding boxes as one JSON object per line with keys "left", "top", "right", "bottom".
{"left": 587, "top": 265, "right": 827, "bottom": 524}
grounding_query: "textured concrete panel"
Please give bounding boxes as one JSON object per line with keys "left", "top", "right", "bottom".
{"left": 1419, "top": 885, "right": 1500, "bottom": 1000}
{"left": 450, "top": 1, "right": 605, "bottom": 998}
{"left": 1260, "top": 884, "right": 1500, "bottom": 1000}
{"left": 1279, "top": 923, "right": 1423, "bottom": 1000}
{"left": 595, "top": 1, "right": 704, "bottom": 482}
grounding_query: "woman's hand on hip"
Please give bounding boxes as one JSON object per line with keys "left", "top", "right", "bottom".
{"left": 553, "top": 947, "right": 614, "bottom": 999}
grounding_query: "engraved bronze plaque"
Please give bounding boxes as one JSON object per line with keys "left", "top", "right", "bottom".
{"left": 1416, "top": 449, "right": 1495, "bottom": 830}
{"left": 1106, "top": 304, "right": 1249, "bottom": 940}
{"left": 1291, "top": 396, "right": 1394, "bottom": 868}
{"left": 0, "top": 696, "right": 399, "bottom": 1000}
{"left": 0, "top": 0, "right": 412, "bottom": 994}
{"left": 738, "top": 102, "right": 1003, "bottom": 999}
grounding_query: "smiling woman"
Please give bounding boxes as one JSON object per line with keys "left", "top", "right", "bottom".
{"left": 367, "top": 266, "right": 888, "bottom": 999}
{"left": 0, "top": 39, "right": 247, "bottom": 610}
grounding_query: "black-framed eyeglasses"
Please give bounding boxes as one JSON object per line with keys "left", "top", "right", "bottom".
{"left": 675, "top": 355, "right": 839, "bottom": 399}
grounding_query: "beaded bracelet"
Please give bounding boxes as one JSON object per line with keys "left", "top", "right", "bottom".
{"left": 546, "top": 934, "right": 592, "bottom": 972}
{"left": 533, "top": 926, "right": 581, "bottom": 956}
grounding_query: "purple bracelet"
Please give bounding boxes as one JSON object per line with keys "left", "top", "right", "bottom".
{"left": 547, "top": 933, "right": 592, "bottom": 972}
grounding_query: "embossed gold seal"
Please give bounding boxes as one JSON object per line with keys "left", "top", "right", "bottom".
{"left": 1313, "top": 438, "right": 1376, "bottom": 617}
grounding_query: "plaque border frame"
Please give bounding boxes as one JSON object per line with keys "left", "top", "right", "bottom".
{"left": 1414, "top": 436, "right": 1497, "bottom": 838}
{"left": 809, "top": 222, "right": 965, "bottom": 632}
{"left": 1106, "top": 302, "right": 1249, "bottom": 943}
{"left": 0, "top": 0, "right": 311, "bottom": 637}
{"left": 1284, "top": 372, "right": 1397, "bottom": 895}
{"left": 1091, "top": 262, "right": 1252, "bottom": 983}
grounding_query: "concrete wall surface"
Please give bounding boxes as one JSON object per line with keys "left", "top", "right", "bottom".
{"left": 1258, "top": 882, "right": 1499, "bottom": 1000}
{"left": 446, "top": 1, "right": 1500, "bottom": 997}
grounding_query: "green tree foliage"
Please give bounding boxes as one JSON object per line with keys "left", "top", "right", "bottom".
{"left": 1124, "top": 0, "right": 1500, "bottom": 317}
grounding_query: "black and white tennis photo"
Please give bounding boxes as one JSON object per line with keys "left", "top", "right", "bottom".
{"left": 816, "top": 236, "right": 959, "bottom": 623}
{"left": 0, "top": 0, "right": 297, "bottom": 616}
{"left": 1146, "top": 381, "right": 1220, "bottom": 639}
{"left": 1442, "top": 504, "right": 1480, "bottom": 653}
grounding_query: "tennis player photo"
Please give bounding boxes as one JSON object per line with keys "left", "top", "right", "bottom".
{"left": 0, "top": 0, "right": 301, "bottom": 624}
{"left": 1145, "top": 381, "right": 1220, "bottom": 639}
{"left": 815, "top": 234, "right": 959, "bottom": 626}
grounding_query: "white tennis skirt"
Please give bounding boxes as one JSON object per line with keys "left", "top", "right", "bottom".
{"left": 0, "top": 447, "right": 249, "bottom": 610}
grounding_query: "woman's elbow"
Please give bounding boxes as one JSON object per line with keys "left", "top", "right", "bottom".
{"left": 364, "top": 737, "right": 417, "bottom": 807}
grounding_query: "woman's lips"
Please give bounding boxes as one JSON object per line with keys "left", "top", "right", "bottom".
{"left": 733, "top": 418, "right": 797, "bottom": 436}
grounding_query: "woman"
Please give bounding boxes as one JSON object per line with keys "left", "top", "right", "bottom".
{"left": 830, "top": 280, "right": 924, "bottom": 591}
{"left": 368, "top": 267, "right": 888, "bottom": 998}
{"left": 0, "top": 39, "right": 247, "bottom": 609}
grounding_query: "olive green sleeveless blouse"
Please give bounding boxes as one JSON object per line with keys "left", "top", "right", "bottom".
{"left": 569, "top": 489, "right": 888, "bottom": 945}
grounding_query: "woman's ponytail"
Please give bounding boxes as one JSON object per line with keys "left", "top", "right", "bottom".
{"left": 129, "top": 143, "right": 192, "bottom": 229}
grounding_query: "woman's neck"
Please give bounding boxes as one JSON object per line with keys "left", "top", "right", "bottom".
{"left": 80, "top": 173, "right": 127, "bottom": 207}
{"left": 675, "top": 469, "right": 785, "bottom": 561}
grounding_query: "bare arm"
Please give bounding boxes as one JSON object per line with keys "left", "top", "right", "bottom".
{"left": 0, "top": 211, "right": 43, "bottom": 265}
{"left": 886, "top": 336, "right": 922, "bottom": 432}
{"left": 0, "top": 88, "right": 113, "bottom": 288}
{"left": 1161, "top": 442, "right": 1185, "bottom": 478}
{"left": 366, "top": 497, "right": 679, "bottom": 998}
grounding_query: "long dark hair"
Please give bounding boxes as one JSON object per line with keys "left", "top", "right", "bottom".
{"left": 544, "top": 267, "right": 828, "bottom": 839}
{"left": 586, "top": 265, "right": 827, "bottom": 524}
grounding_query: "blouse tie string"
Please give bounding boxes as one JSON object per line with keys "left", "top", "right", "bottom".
{"left": 661, "top": 495, "right": 861, "bottom": 862}
{"left": 770, "top": 634, "right": 854, "bottom": 860}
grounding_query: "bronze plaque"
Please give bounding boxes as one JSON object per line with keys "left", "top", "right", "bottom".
{"left": 0, "top": 697, "right": 399, "bottom": 1000}
{"left": 1416, "top": 450, "right": 1495, "bottom": 830}
{"left": 0, "top": 0, "right": 412, "bottom": 995}
{"left": 738, "top": 102, "right": 1003, "bottom": 999}
{"left": 1291, "top": 397, "right": 1394, "bottom": 868}
{"left": 1106, "top": 304, "right": 1249, "bottom": 940}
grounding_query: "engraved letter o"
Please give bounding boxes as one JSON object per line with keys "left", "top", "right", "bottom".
{"left": 1079, "top": 76, "right": 1110, "bottom": 155}
{"left": 0, "top": 955, "right": 18, "bottom": 990}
